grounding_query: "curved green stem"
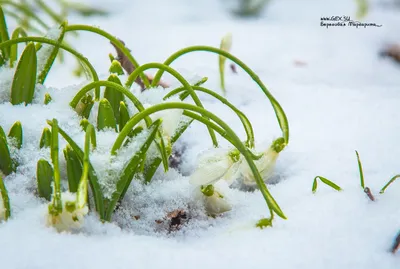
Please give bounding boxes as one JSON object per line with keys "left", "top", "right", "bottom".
{"left": 0, "top": 37, "right": 100, "bottom": 98}
{"left": 112, "top": 102, "right": 286, "bottom": 220}
{"left": 152, "top": 46, "right": 289, "bottom": 144}
{"left": 65, "top": 24, "right": 150, "bottom": 88}
{"left": 0, "top": 0, "right": 50, "bottom": 30}
{"left": 126, "top": 62, "right": 218, "bottom": 147}
{"left": 10, "top": 27, "right": 28, "bottom": 68}
{"left": 165, "top": 85, "right": 255, "bottom": 148}
{"left": 70, "top": 80, "right": 151, "bottom": 127}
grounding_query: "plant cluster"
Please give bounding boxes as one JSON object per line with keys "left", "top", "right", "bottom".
{"left": 0, "top": 6, "right": 290, "bottom": 232}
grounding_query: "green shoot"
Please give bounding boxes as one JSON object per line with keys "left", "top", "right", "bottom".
{"left": 312, "top": 176, "right": 342, "bottom": 193}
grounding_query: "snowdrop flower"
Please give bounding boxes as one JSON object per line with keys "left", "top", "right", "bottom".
{"left": 239, "top": 137, "right": 285, "bottom": 186}
{"left": 150, "top": 108, "right": 183, "bottom": 138}
{"left": 139, "top": 103, "right": 183, "bottom": 141}
{"left": 189, "top": 148, "right": 241, "bottom": 186}
{"left": 46, "top": 192, "right": 88, "bottom": 232}
{"left": 195, "top": 185, "right": 232, "bottom": 216}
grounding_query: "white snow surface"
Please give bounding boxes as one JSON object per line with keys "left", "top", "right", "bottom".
{"left": 1, "top": 0, "right": 400, "bottom": 268}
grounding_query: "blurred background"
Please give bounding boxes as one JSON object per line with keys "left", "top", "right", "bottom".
{"left": 2, "top": 0, "right": 400, "bottom": 91}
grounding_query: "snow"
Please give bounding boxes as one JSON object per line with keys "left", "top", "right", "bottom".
{"left": 1, "top": 0, "right": 400, "bottom": 268}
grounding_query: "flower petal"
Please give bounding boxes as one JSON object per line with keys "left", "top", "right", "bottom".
{"left": 204, "top": 190, "right": 232, "bottom": 216}
{"left": 189, "top": 156, "right": 231, "bottom": 186}
{"left": 222, "top": 160, "right": 241, "bottom": 185}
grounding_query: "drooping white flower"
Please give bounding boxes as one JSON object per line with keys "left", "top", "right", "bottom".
{"left": 189, "top": 148, "right": 241, "bottom": 186}
{"left": 195, "top": 185, "right": 232, "bottom": 216}
{"left": 150, "top": 108, "right": 183, "bottom": 138}
{"left": 239, "top": 137, "right": 285, "bottom": 186}
{"left": 46, "top": 192, "right": 88, "bottom": 232}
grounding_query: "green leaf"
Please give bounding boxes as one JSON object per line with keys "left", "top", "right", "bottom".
{"left": 97, "top": 98, "right": 117, "bottom": 131}
{"left": 0, "top": 6, "right": 10, "bottom": 62}
{"left": 37, "top": 22, "right": 66, "bottom": 84}
{"left": 104, "top": 75, "right": 124, "bottom": 123}
{"left": 312, "top": 176, "right": 342, "bottom": 193}
{"left": 11, "top": 42, "right": 37, "bottom": 105}
{"left": 39, "top": 127, "right": 51, "bottom": 148}
{"left": 36, "top": 159, "right": 53, "bottom": 201}
{"left": 355, "top": 150, "right": 365, "bottom": 189}
{"left": 44, "top": 93, "right": 52, "bottom": 104}
{"left": 0, "top": 126, "right": 14, "bottom": 175}
{"left": 63, "top": 145, "right": 82, "bottom": 193}
{"left": 119, "top": 101, "right": 129, "bottom": 132}
{"left": 0, "top": 174, "right": 11, "bottom": 220}
{"left": 47, "top": 120, "right": 105, "bottom": 219}
{"left": 104, "top": 119, "right": 161, "bottom": 221}
{"left": 380, "top": 175, "right": 400, "bottom": 194}
{"left": 8, "top": 121, "right": 23, "bottom": 149}
{"left": 80, "top": 119, "right": 96, "bottom": 149}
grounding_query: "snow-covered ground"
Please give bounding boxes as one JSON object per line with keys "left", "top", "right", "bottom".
{"left": 1, "top": 0, "right": 400, "bottom": 268}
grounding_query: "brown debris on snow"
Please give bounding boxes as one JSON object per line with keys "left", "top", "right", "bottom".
{"left": 392, "top": 232, "right": 400, "bottom": 254}
{"left": 380, "top": 44, "right": 400, "bottom": 64}
{"left": 155, "top": 209, "right": 188, "bottom": 232}
{"left": 110, "top": 39, "right": 169, "bottom": 90}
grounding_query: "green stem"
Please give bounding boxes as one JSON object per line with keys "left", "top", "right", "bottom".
{"left": 77, "top": 123, "right": 91, "bottom": 209}
{"left": 111, "top": 102, "right": 286, "bottom": 220}
{"left": 65, "top": 24, "right": 150, "bottom": 88}
{"left": 0, "top": 37, "right": 100, "bottom": 98}
{"left": 126, "top": 62, "right": 218, "bottom": 147}
{"left": 152, "top": 46, "right": 289, "bottom": 144}
{"left": 0, "top": 174, "right": 10, "bottom": 220}
{"left": 165, "top": 85, "right": 255, "bottom": 148}
{"left": 50, "top": 119, "right": 62, "bottom": 214}
{"left": 0, "top": 0, "right": 50, "bottom": 30}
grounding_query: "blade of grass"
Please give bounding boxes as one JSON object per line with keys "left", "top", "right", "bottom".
{"left": 355, "top": 150, "right": 365, "bottom": 189}
{"left": 312, "top": 176, "right": 342, "bottom": 193}
{"left": 380, "top": 175, "right": 400, "bottom": 194}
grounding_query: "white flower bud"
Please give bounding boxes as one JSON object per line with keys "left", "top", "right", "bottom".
{"left": 46, "top": 192, "right": 88, "bottom": 232}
